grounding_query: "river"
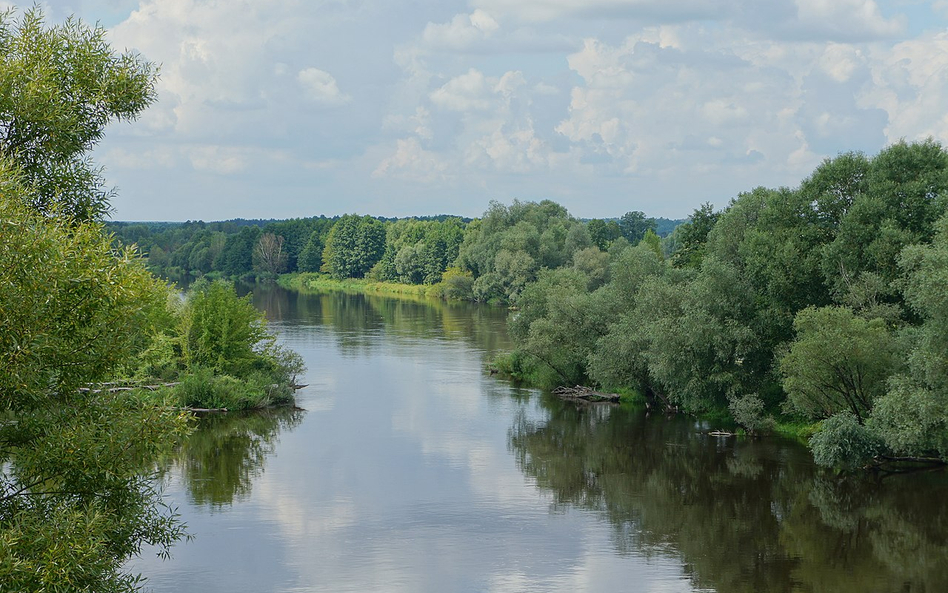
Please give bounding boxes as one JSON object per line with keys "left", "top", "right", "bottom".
{"left": 131, "top": 285, "right": 948, "bottom": 593}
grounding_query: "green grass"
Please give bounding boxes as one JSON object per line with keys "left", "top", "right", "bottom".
{"left": 280, "top": 273, "right": 446, "bottom": 301}
{"left": 771, "top": 418, "right": 820, "bottom": 442}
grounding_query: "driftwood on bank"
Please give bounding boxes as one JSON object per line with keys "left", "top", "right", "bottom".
{"left": 79, "top": 382, "right": 180, "bottom": 394}
{"left": 552, "top": 385, "right": 621, "bottom": 403}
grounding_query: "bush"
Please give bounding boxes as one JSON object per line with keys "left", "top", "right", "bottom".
{"left": 809, "top": 412, "right": 884, "bottom": 470}
{"left": 174, "top": 367, "right": 294, "bottom": 411}
{"left": 729, "top": 393, "right": 774, "bottom": 434}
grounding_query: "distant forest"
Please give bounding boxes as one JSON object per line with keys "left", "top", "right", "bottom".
{"left": 107, "top": 210, "right": 685, "bottom": 289}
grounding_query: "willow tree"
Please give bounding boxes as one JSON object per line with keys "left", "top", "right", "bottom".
{"left": 0, "top": 9, "right": 189, "bottom": 592}
{"left": 0, "top": 8, "right": 157, "bottom": 220}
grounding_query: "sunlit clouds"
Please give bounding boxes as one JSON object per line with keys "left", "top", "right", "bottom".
{"left": 37, "top": 0, "right": 948, "bottom": 220}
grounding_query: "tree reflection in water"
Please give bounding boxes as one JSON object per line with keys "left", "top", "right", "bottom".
{"left": 509, "top": 396, "right": 948, "bottom": 593}
{"left": 165, "top": 408, "right": 304, "bottom": 508}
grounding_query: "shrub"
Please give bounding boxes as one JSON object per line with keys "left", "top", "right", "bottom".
{"left": 809, "top": 412, "right": 884, "bottom": 470}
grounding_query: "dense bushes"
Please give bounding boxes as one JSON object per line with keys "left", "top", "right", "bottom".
{"left": 135, "top": 279, "right": 304, "bottom": 411}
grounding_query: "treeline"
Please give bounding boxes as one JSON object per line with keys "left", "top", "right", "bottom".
{"left": 109, "top": 208, "right": 682, "bottom": 291}
{"left": 500, "top": 140, "right": 948, "bottom": 471}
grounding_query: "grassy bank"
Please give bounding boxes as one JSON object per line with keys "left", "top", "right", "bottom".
{"left": 280, "top": 272, "right": 447, "bottom": 300}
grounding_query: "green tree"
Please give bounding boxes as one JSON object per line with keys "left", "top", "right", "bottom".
{"left": 180, "top": 280, "right": 271, "bottom": 377}
{"left": 618, "top": 210, "right": 656, "bottom": 245}
{"left": 0, "top": 11, "right": 194, "bottom": 590}
{"left": 0, "top": 8, "right": 156, "bottom": 221}
{"left": 670, "top": 202, "right": 719, "bottom": 268}
{"left": 455, "top": 200, "right": 586, "bottom": 303}
{"left": 868, "top": 214, "right": 948, "bottom": 460}
{"left": 298, "top": 230, "right": 325, "bottom": 273}
{"left": 321, "top": 214, "right": 386, "bottom": 279}
{"left": 219, "top": 226, "right": 261, "bottom": 277}
{"left": 0, "top": 170, "right": 189, "bottom": 591}
{"left": 586, "top": 218, "right": 622, "bottom": 250}
{"left": 780, "top": 307, "right": 897, "bottom": 422}
{"left": 821, "top": 140, "right": 948, "bottom": 303}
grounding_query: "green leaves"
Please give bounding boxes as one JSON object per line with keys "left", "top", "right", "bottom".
{"left": 780, "top": 307, "right": 896, "bottom": 422}
{"left": 0, "top": 8, "right": 156, "bottom": 221}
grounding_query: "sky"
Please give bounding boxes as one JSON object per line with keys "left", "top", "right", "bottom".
{"left": 24, "top": 0, "right": 948, "bottom": 221}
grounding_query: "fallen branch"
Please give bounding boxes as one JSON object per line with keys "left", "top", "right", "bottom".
{"left": 552, "top": 385, "right": 620, "bottom": 403}
{"left": 79, "top": 382, "right": 179, "bottom": 394}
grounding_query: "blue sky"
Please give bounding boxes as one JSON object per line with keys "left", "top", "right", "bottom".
{"left": 29, "top": 0, "right": 948, "bottom": 221}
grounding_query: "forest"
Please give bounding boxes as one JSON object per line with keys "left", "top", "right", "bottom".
{"left": 123, "top": 140, "right": 948, "bottom": 473}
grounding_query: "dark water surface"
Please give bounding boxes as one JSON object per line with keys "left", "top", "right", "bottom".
{"left": 132, "top": 286, "right": 948, "bottom": 593}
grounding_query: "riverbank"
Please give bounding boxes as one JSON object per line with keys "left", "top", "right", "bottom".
{"left": 280, "top": 272, "right": 451, "bottom": 301}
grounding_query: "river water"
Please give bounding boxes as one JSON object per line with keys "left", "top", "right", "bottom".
{"left": 132, "top": 285, "right": 948, "bottom": 593}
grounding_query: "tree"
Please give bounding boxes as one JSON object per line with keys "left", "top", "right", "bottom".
{"left": 0, "top": 167, "right": 189, "bottom": 591}
{"left": 298, "top": 230, "right": 324, "bottom": 273}
{"left": 779, "top": 307, "right": 897, "bottom": 422}
{"left": 618, "top": 211, "right": 656, "bottom": 245}
{"left": 670, "top": 203, "right": 719, "bottom": 268}
{"left": 180, "top": 280, "right": 271, "bottom": 377}
{"left": 868, "top": 213, "right": 948, "bottom": 460}
{"left": 219, "top": 226, "right": 261, "bottom": 277}
{"left": 321, "top": 214, "right": 386, "bottom": 279}
{"left": 0, "top": 8, "right": 156, "bottom": 221}
{"left": 455, "top": 200, "right": 586, "bottom": 303}
{"left": 0, "top": 10, "right": 187, "bottom": 590}
{"left": 252, "top": 232, "right": 288, "bottom": 277}
{"left": 587, "top": 218, "right": 622, "bottom": 250}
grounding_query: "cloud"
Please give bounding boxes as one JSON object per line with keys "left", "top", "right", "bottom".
{"left": 372, "top": 137, "right": 452, "bottom": 183}
{"left": 297, "top": 68, "right": 350, "bottom": 106}
{"left": 41, "top": 0, "right": 948, "bottom": 221}
{"left": 783, "top": 0, "right": 906, "bottom": 41}
{"left": 862, "top": 31, "right": 948, "bottom": 142}
{"left": 471, "top": 0, "right": 725, "bottom": 23}
{"left": 420, "top": 9, "right": 499, "bottom": 51}
{"left": 430, "top": 69, "right": 496, "bottom": 112}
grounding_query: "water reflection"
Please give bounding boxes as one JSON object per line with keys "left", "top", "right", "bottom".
{"left": 138, "top": 288, "right": 948, "bottom": 593}
{"left": 170, "top": 408, "right": 304, "bottom": 508}
{"left": 247, "top": 285, "right": 512, "bottom": 357}
{"left": 509, "top": 396, "right": 948, "bottom": 592}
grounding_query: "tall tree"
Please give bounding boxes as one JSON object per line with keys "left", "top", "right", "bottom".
{"left": 252, "top": 232, "right": 288, "bottom": 277}
{"left": 321, "top": 214, "right": 386, "bottom": 279}
{"left": 0, "top": 10, "right": 188, "bottom": 590}
{"left": 0, "top": 8, "right": 156, "bottom": 221}
{"left": 618, "top": 211, "right": 657, "bottom": 245}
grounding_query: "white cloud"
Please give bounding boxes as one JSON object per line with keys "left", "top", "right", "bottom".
{"left": 430, "top": 69, "right": 495, "bottom": 112}
{"left": 554, "top": 30, "right": 821, "bottom": 178}
{"left": 471, "top": 0, "right": 723, "bottom": 23}
{"left": 297, "top": 68, "right": 350, "bottom": 106}
{"left": 421, "top": 9, "right": 499, "bottom": 51}
{"left": 790, "top": 0, "right": 905, "bottom": 40}
{"left": 863, "top": 31, "right": 948, "bottom": 142}
{"left": 817, "top": 43, "right": 865, "bottom": 83}
{"left": 372, "top": 137, "right": 452, "bottom": 183}
{"left": 38, "top": 0, "right": 948, "bottom": 220}
{"left": 187, "top": 145, "right": 250, "bottom": 175}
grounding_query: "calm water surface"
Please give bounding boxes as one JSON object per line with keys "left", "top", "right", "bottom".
{"left": 132, "top": 286, "right": 948, "bottom": 593}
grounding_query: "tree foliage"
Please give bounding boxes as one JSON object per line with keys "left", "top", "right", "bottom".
{"left": 0, "top": 8, "right": 156, "bottom": 221}
{"left": 321, "top": 214, "right": 386, "bottom": 279}
{"left": 0, "top": 168, "right": 190, "bottom": 591}
{"left": 501, "top": 140, "right": 948, "bottom": 469}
